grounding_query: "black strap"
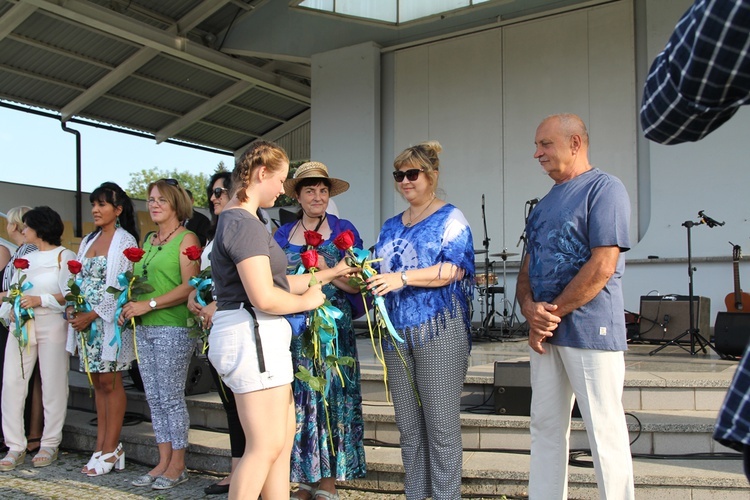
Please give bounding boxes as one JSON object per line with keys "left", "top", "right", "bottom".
{"left": 242, "top": 303, "right": 266, "bottom": 373}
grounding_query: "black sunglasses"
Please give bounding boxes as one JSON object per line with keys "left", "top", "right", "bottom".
{"left": 393, "top": 168, "right": 424, "bottom": 182}
{"left": 160, "top": 178, "right": 179, "bottom": 187}
{"left": 212, "top": 187, "right": 229, "bottom": 198}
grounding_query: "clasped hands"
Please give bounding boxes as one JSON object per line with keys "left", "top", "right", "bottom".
{"left": 523, "top": 301, "right": 561, "bottom": 354}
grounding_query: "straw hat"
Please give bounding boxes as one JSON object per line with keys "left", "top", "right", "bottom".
{"left": 283, "top": 161, "right": 350, "bottom": 199}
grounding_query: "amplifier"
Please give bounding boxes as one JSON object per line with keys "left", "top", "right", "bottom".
{"left": 714, "top": 312, "right": 750, "bottom": 357}
{"left": 638, "top": 295, "right": 710, "bottom": 343}
{"left": 493, "top": 361, "right": 531, "bottom": 416}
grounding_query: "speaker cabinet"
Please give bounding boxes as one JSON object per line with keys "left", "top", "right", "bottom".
{"left": 185, "top": 354, "right": 215, "bottom": 396}
{"left": 638, "top": 295, "right": 711, "bottom": 343}
{"left": 714, "top": 312, "right": 750, "bottom": 357}
{"left": 493, "top": 361, "right": 531, "bottom": 416}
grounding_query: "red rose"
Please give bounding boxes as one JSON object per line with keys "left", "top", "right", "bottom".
{"left": 67, "top": 260, "right": 83, "bottom": 274}
{"left": 183, "top": 245, "right": 202, "bottom": 261}
{"left": 13, "top": 258, "right": 29, "bottom": 270}
{"left": 123, "top": 247, "right": 146, "bottom": 263}
{"left": 304, "top": 230, "right": 324, "bottom": 248}
{"left": 333, "top": 230, "right": 356, "bottom": 251}
{"left": 301, "top": 249, "right": 319, "bottom": 270}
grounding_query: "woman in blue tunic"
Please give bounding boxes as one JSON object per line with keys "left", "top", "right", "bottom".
{"left": 274, "top": 162, "right": 366, "bottom": 500}
{"left": 367, "top": 141, "right": 474, "bottom": 500}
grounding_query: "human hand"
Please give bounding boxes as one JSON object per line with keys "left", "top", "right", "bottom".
{"left": 119, "top": 300, "right": 150, "bottom": 326}
{"left": 19, "top": 295, "right": 40, "bottom": 309}
{"left": 187, "top": 290, "right": 203, "bottom": 315}
{"left": 302, "top": 283, "right": 325, "bottom": 309}
{"left": 198, "top": 301, "right": 217, "bottom": 330}
{"left": 69, "top": 310, "right": 96, "bottom": 332}
{"left": 522, "top": 302, "right": 560, "bottom": 354}
{"left": 366, "top": 273, "right": 401, "bottom": 296}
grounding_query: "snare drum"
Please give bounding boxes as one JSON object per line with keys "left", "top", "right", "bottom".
{"left": 475, "top": 272, "right": 497, "bottom": 286}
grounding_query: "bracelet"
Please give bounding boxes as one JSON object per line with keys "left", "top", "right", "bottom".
{"left": 401, "top": 270, "right": 408, "bottom": 287}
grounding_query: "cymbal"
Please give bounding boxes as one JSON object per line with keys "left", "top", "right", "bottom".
{"left": 490, "top": 251, "right": 519, "bottom": 258}
{"left": 474, "top": 249, "right": 488, "bottom": 254}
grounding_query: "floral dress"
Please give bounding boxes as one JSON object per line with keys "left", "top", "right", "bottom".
{"left": 76, "top": 256, "right": 129, "bottom": 373}
{"left": 274, "top": 215, "right": 367, "bottom": 482}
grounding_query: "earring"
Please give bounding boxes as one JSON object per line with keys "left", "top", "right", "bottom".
{"left": 115, "top": 216, "right": 121, "bottom": 229}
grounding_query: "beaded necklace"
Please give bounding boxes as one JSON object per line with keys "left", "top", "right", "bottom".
{"left": 142, "top": 225, "right": 180, "bottom": 277}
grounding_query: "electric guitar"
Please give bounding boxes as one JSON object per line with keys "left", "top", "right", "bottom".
{"left": 725, "top": 244, "right": 750, "bottom": 312}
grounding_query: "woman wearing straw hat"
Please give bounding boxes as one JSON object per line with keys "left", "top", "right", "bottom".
{"left": 274, "top": 161, "right": 367, "bottom": 500}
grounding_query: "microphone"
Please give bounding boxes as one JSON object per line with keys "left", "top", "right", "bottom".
{"left": 482, "top": 194, "right": 485, "bottom": 210}
{"left": 663, "top": 314, "right": 670, "bottom": 333}
{"left": 698, "top": 210, "right": 724, "bottom": 228}
{"left": 528, "top": 198, "right": 539, "bottom": 205}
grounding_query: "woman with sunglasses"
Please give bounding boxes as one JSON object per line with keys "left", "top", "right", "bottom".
{"left": 65, "top": 182, "right": 139, "bottom": 476}
{"left": 367, "top": 141, "right": 475, "bottom": 500}
{"left": 119, "top": 179, "right": 200, "bottom": 490}
{"left": 187, "top": 172, "right": 246, "bottom": 496}
{"left": 274, "top": 162, "right": 367, "bottom": 500}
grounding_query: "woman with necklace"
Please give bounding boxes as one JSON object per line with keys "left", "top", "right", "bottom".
{"left": 274, "top": 162, "right": 366, "bottom": 500}
{"left": 0, "top": 206, "right": 76, "bottom": 470}
{"left": 65, "top": 182, "right": 139, "bottom": 476}
{"left": 119, "top": 179, "right": 200, "bottom": 490}
{"left": 367, "top": 141, "right": 475, "bottom": 500}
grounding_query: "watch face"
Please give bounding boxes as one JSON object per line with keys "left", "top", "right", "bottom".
{"left": 149, "top": 299, "right": 157, "bottom": 308}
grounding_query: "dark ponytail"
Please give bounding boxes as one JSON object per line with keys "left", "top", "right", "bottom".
{"left": 89, "top": 182, "right": 140, "bottom": 244}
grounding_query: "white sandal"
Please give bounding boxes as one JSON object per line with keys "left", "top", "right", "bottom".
{"left": 87, "top": 443, "right": 124, "bottom": 476}
{"left": 81, "top": 451, "right": 101, "bottom": 474}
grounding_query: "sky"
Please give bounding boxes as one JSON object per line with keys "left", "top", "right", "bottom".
{"left": 0, "top": 105, "right": 232, "bottom": 195}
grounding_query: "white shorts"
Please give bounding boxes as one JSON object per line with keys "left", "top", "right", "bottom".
{"left": 208, "top": 307, "right": 293, "bottom": 393}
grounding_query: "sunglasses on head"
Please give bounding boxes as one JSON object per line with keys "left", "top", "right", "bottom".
{"left": 212, "top": 187, "right": 229, "bottom": 198}
{"left": 393, "top": 168, "right": 425, "bottom": 182}
{"left": 160, "top": 178, "right": 179, "bottom": 187}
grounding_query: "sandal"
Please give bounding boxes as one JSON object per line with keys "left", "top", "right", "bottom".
{"left": 25, "top": 437, "right": 41, "bottom": 454}
{"left": 292, "top": 483, "right": 316, "bottom": 500}
{"left": 0, "top": 450, "right": 26, "bottom": 471}
{"left": 32, "top": 447, "right": 58, "bottom": 468}
{"left": 313, "top": 489, "right": 340, "bottom": 500}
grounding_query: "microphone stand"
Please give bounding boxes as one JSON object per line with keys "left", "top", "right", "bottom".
{"left": 509, "top": 199, "right": 537, "bottom": 336}
{"left": 474, "top": 195, "right": 494, "bottom": 340}
{"left": 649, "top": 213, "right": 726, "bottom": 357}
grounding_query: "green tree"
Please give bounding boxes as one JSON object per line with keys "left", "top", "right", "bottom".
{"left": 127, "top": 167, "right": 212, "bottom": 207}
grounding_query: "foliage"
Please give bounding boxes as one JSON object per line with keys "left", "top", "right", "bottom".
{"left": 127, "top": 161, "right": 228, "bottom": 207}
{"left": 273, "top": 160, "right": 305, "bottom": 208}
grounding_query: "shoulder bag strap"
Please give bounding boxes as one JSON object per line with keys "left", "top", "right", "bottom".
{"left": 242, "top": 303, "right": 265, "bottom": 373}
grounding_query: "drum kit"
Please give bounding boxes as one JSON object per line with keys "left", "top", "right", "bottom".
{"left": 474, "top": 247, "right": 519, "bottom": 338}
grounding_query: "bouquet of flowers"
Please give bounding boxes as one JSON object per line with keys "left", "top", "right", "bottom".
{"left": 107, "top": 247, "right": 153, "bottom": 361}
{"left": 184, "top": 245, "right": 212, "bottom": 353}
{"left": 65, "top": 259, "right": 98, "bottom": 386}
{"left": 0, "top": 258, "right": 35, "bottom": 378}
{"left": 293, "top": 231, "right": 354, "bottom": 453}
{"left": 332, "top": 230, "right": 414, "bottom": 403}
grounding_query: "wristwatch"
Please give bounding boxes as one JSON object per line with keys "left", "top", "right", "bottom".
{"left": 401, "top": 270, "right": 408, "bottom": 287}
{"left": 149, "top": 299, "right": 157, "bottom": 310}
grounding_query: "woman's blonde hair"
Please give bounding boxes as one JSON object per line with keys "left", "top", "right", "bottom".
{"left": 233, "top": 140, "right": 289, "bottom": 203}
{"left": 5, "top": 206, "right": 32, "bottom": 231}
{"left": 394, "top": 140, "right": 442, "bottom": 191}
{"left": 146, "top": 179, "right": 193, "bottom": 221}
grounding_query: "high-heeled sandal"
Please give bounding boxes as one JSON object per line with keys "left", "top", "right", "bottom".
{"left": 87, "top": 443, "right": 124, "bottom": 476}
{"left": 81, "top": 451, "right": 102, "bottom": 474}
{"left": 0, "top": 450, "right": 26, "bottom": 471}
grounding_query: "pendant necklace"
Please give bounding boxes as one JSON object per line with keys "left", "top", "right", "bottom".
{"left": 406, "top": 196, "right": 436, "bottom": 227}
{"left": 142, "top": 224, "right": 180, "bottom": 277}
{"left": 300, "top": 212, "right": 327, "bottom": 233}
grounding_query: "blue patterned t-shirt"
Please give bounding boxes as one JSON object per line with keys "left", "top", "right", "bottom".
{"left": 526, "top": 168, "right": 631, "bottom": 351}
{"left": 374, "top": 203, "right": 474, "bottom": 344}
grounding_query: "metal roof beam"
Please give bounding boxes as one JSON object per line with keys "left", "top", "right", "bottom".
{"left": 20, "top": 0, "right": 311, "bottom": 104}
{"left": 0, "top": 2, "right": 37, "bottom": 40}
{"left": 61, "top": 48, "right": 159, "bottom": 121}
{"left": 61, "top": 0, "right": 231, "bottom": 121}
{"left": 156, "top": 80, "right": 254, "bottom": 143}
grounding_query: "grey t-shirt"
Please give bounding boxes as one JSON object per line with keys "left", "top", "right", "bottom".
{"left": 212, "top": 208, "right": 290, "bottom": 308}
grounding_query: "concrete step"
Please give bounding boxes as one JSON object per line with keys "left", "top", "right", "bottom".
{"left": 61, "top": 407, "right": 750, "bottom": 500}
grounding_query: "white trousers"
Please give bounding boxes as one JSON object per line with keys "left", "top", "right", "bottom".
{"left": 528, "top": 344, "right": 634, "bottom": 500}
{"left": 1, "top": 314, "right": 70, "bottom": 452}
